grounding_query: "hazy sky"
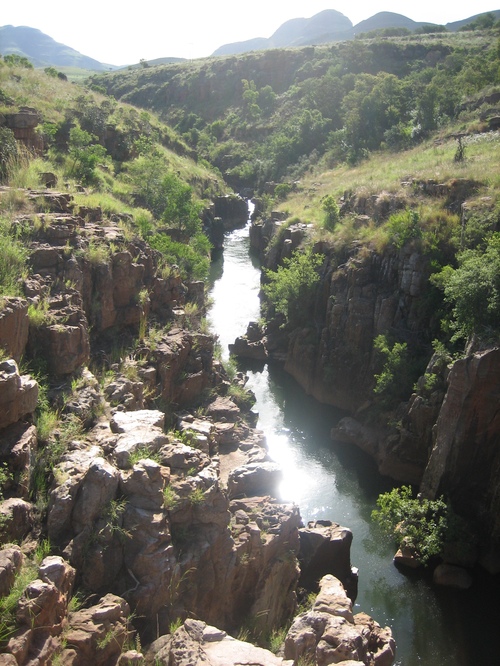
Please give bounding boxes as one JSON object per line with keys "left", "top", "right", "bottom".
{"left": 2, "top": 2, "right": 498, "bottom": 65}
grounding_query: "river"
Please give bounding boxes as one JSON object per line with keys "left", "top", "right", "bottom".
{"left": 207, "top": 215, "right": 496, "bottom": 666}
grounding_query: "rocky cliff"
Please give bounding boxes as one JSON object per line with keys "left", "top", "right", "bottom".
{"left": 245, "top": 184, "right": 500, "bottom": 573}
{"left": 0, "top": 186, "right": 394, "bottom": 664}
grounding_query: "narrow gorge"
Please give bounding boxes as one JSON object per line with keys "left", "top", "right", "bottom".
{"left": 0, "top": 188, "right": 395, "bottom": 665}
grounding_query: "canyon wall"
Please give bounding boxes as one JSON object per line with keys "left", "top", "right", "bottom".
{"left": 249, "top": 196, "right": 500, "bottom": 571}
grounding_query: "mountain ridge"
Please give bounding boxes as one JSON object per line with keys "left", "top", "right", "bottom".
{"left": 1, "top": 9, "right": 500, "bottom": 69}
{"left": 213, "top": 9, "right": 500, "bottom": 56}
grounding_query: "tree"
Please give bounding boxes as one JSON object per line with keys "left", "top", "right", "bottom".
{"left": 68, "top": 125, "right": 107, "bottom": 185}
{"left": 160, "top": 173, "right": 203, "bottom": 236}
{"left": 372, "top": 486, "right": 449, "bottom": 565}
{"left": 321, "top": 195, "right": 340, "bottom": 230}
{"left": 263, "top": 248, "right": 324, "bottom": 326}
{"left": 432, "top": 233, "right": 500, "bottom": 340}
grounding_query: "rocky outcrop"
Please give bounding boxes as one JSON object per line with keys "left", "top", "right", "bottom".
{"left": 0, "top": 298, "right": 29, "bottom": 363}
{"left": 0, "top": 360, "right": 38, "bottom": 430}
{"left": 0, "top": 187, "right": 396, "bottom": 664}
{"left": 283, "top": 244, "right": 431, "bottom": 413}
{"left": 213, "top": 195, "right": 248, "bottom": 229}
{"left": 1, "top": 107, "right": 43, "bottom": 152}
{"left": 229, "top": 321, "right": 269, "bottom": 361}
{"left": 299, "top": 521, "right": 357, "bottom": 599}
{"left": 285, "top": 574, "right": 395, "bottom": 666}
{"left": 420, "top": 347, "right": 500, "bottom": 572}
{"left": 145, "top": 619, "right": 292, "bottom": 665}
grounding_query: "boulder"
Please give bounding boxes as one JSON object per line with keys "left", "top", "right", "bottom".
{"left": 285, "top": 575, "right": 395, "bottom": 666}
{"left": 145, "top": 619, "right": 293, "bottom": 666}
{"left": 28, "top": 302, "right": 90, "bottom": 376}
{"left": 111, "top": 409, "right": 165, "bottom": 433}
{"left": 120, "top": 459, "right": 167, "bottom": 510}
{"left": 213, "top": 194, "right": 248, "bottom": 229}
{"left": 0, "top": 545, "right": 24, "bottom": 597}
{"left": 0, "top": 360, "right": 38, "bottom": 430}
{"left": 299, "top": 520, "right": 355, "bottom": 596}
{"left": 0, "top": 298, "right": 29, "bottom": 362}
{"left": 0, "top": 423, "right": 37, "bottom": 499}
{"left": 393, "top": 544, "right": 421, "bottom": 569}
{"left": 227, "top": 461, "right": 283, "bottom": 499}
{"left": 205, "top": 396, "right": 241, "bottom": 422}
{"left": 62, "top": 593, "right": 131, "bottom": 665}
{"left": 0, "top": 498, "right": 34, "bottom": 544}
{"left": 432, "top": 563, "right": 473, "bottom": 589}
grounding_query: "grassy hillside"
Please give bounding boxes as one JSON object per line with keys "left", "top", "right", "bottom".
{"left": 88, "top": 28, "right": 500, "bottom": 191}
{"left": 0, "top": 55, "right": 228, "bottom": 297}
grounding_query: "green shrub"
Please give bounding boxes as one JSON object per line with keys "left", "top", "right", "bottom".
{"left": 150, "top": 232, "right": 211, "bottom": 280}
{"left": 372, "top": 486, "right": 448, "bottom": 564}
{"left": 431, "top": 232, "right": 500, "bottom": 340}
{"left": 321, "top": 194, "right": 340, "bottom": 230}
{"left": 262, "top": 248, "right": 324, "bottom": 327}
{"left": 373, "top": 334, "right": 411, "bottom": 400}
{"left": 67, "top": 125, "right": 107, "bottom": 185}
{"left": 0, "top": 220, "right": 28, "bottom": 296}
{"left": 386, "top": 209, "right": 421, "bottom": 249}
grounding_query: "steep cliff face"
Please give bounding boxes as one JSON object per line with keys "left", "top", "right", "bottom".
{"left": 249, "top": 206, "right": 500, "bottom": 567}
{"left": 420, "top": 348, "right": 500, "bottom": 571}
{"left": 253, "top": 222, "right": 435, "bottom": 413}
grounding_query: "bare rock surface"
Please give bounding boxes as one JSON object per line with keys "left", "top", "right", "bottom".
{"left": 420, "top": 348, "right": 500, "bottom": 571}
{"left": 285, "top": 574, "right": 395, "bottom": 666}
{"left": 145, "top": 619, "right": 293, "bottom": 665}
{"left": 0, "top": 498, "right": 34, "bottom": 544}
{"left": 0, "top": 298, "right": 29, "bottom": 362}
{"left": 0, "top": 360, "right": 38, "bottom": 430}
{"left": 0, "top": 545, "right": 24, "bottom": 597}
{"left": 432, "top": 563, "right": 473, "bottom": 589}
{"left": 299, "top": 520, "right": 356, "bottom": 597}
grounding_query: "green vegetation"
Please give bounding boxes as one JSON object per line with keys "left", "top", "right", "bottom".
{"left": 90, "top": 27, "right": 500, "bottom": 189}
{"left": 432, "top": 233, "right": 500, "bottom": 342}
{"left": 372, "top": 485, "right": 472, "bottom": 565}
{"left": 373, "top": 334, "right": 410, "bottom": 399}
{"left": 0, "top": 559, "right": 38, "bottom": 644}
{"left": 262, "top": 248, "right": 324, "bottom": 327}
{"left": 0, "top": 217, "right": 29, "bottom": 296}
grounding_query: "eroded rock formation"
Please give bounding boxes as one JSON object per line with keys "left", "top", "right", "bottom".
{"left": 0, "top": 188, "right": 394, "bottom": 665}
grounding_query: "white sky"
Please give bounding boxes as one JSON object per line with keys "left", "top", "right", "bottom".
{"left": 1, "top": 2, "right": 498, "bottom": 65}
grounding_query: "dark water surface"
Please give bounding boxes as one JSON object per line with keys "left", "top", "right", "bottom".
{"left": 208, "top": 219, "right": 497, "bottom": 666}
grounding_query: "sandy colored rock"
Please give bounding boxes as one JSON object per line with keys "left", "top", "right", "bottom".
{"left": 285, "top": 575, "right": 395, "bottom": 666}
{"left": 0, "top": 360, "right": 38, "bottom": 430}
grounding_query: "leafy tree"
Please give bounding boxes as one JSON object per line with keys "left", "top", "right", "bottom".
{"left": 263, "top": 248, "right": 324, "bottom": 326}
{"left": 44, "top": 66, "right": 58, "bottom": 78}
{"left": 372, "top": 486, "right": 449, "bottom": 564}
{"left": 160, "top": 173, "right": 203, "bottom": 236}
{"left": 321, "top": 195, "right": 340, "bottom": 230}
{"left": 3, "top": 54, "right": 33, "bottom": 69}
{"left": 432, "top": 233, "right": 500, "bottom": 340}
{"left": 373, "top": 334, "right": 409, "bottom": 399}
{"left": 68, "top": 125, "right": 107, "bottom": 185}
{"left": 149, "top": 232, "right": 210, "bottom": 280}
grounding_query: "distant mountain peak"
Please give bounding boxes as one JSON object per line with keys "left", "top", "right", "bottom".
{"left": 0, "top": 24, "right": 114, "bottom": 70}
